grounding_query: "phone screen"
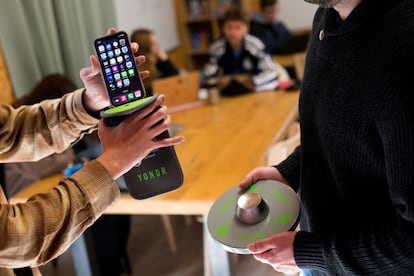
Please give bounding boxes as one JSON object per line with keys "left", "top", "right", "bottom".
{"left": 94, "top": 31, "right": 146, "bottom": 106}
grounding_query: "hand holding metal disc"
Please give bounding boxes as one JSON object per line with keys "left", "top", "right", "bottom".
{"left": 206, "top": 180, "right": 300, "bottom": 254}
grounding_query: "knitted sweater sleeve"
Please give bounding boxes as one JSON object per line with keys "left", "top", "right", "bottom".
{"left": 0, "top": 89, "right": 97, "bottom": 162}
{"left": 0, "top": 160, "right": 119, "bottom": 268}
{"left": 274, "top": 146, "right": 301, "bottom": 192}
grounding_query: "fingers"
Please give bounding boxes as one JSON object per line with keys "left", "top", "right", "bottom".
{"left": 140, "top": 70, "right": 150, "bottom": 80}
{"left": 122, "top": 95, "right": 168, "bottom": 131}
{"left": 130, "top": 42, "right": 139, "bottom": 53}
{"left": 247, "top": 235, "right": 278, "bottom": 254}
{"left": 239, "top": 167, "right": 283, "bottom": 189}
{"left": 80, "top": 55, "right": 100, "bottom": 81}
{"left": 135, "top": 54, "right": 146, "bottom": 66}
{"left": 155, "top": 135, "right": 185, "bottom": 147}
{"left": 134, "top": 55, "right": 150, "bottom": 80}
{"left": 106, "top": 28, "right": 117, "bottom": 35}
{"left": 239, "top": 173, "right": 257, "bottom": 189}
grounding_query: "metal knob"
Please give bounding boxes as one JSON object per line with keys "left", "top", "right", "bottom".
{"left": 235, "top": 192, "right": 269, "bottom": 224}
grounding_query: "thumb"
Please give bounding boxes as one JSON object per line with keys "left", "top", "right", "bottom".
{"left": 80, "top": 56, "right": 100, "bottom": 81}
{"left": 247, "top": 237, "right": 276, "bottom": 254}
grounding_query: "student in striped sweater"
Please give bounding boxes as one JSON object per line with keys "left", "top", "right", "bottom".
{"left": 203, "top": 7, "right": 279, "bottom": 93}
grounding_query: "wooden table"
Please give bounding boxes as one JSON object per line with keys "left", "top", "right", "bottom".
{"left": 11, "top": 89, "right": 299, "bottom": 275}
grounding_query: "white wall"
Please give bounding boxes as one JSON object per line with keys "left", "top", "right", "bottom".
{"left": 115, "top": 0, "right": 179, "bottom": 50}
{"left": 114, "top": 0, "right": 317, "bottom": 51}
{"left": 278, "top": 0, "right": 318, "bottom": 30}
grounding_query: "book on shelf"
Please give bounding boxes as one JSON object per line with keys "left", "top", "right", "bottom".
{"left": 215, "top": 0, "right": 241, "bottom": 16}
{"left": 187, "top": 0, "right": 209, "bottom": 17}
{"left": 191, "top": 30, "right": 210, "bottom": 51}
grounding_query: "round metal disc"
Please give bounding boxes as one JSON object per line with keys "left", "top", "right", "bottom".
{"left": 206, "top": 180, "right": 300, "bottom": 254}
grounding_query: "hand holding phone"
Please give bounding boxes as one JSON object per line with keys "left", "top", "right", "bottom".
{"left": 94, "top": 31, "right": 146, "bottom": 106}
{"left": 94, "top": 31, "right": 184, "bottom": 200}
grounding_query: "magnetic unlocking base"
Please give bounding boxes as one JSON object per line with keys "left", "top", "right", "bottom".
{"left": 100, "top": 95, "right": 158, "bottom": 127}
{"left": 206, "top": 180, "right": 300, "bottom": 254}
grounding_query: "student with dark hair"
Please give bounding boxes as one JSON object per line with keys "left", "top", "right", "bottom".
{"left": 203, "top": 7, "right": 279, "bottom": 92}
{"left": 249, "top": 0, "right": 292, "bottom": 55}
{"left": 11, "top": 74, "right": 78, "bottom": 108}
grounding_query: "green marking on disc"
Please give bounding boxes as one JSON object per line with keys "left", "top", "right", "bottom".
{"left": 216, "top": 220, "right": 231, "bottom": 237}
{"left": 247, "top": 183, "right": 257, "bottom": 193}
{"left": 217, "top": 196, "right": 235, "bottom": 215}
{"left": 271, "top": 214, "right": 291, "bottom": 225}
{"left": 272, "top": 188, "right": 287, "bottom": 204}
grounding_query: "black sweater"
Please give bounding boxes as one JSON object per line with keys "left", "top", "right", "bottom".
{"left": 276, "top": 0, "right": 414, "bottom": 275}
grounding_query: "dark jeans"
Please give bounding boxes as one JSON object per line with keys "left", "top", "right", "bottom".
{"left": 90, "top": 215, "right": 132, "bottom": 276}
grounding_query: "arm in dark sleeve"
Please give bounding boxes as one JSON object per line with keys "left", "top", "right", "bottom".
{"left": 156, "top": 59, "right": 179, "bottom": 78}
{"left": 274, "top": 146, "right": 301, "bottom": 191}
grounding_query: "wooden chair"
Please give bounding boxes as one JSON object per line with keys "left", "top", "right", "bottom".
{"left": 293, "top": 51, "right": 307, "bottom": 81}
{"left": 266, "top": 122, "right": 300, "bottom": 166}
{"left": 272, "top": 51, "right": 306, "bottom": 81}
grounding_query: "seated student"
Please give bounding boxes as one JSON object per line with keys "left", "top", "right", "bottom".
{"left": 4, "top": 73, "right": 131, "bottom": 276}
{"left": 203, "top": 7, "right": 279, "bottom": 94}
{"left": 249, "top": 0, "right": 292, "bottom": 55}
{"left": 131, "top": 28, "right": 179, "bottom": 95}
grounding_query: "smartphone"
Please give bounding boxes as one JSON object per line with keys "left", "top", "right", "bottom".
{"left": 94, "top": 31, "right": 146, "bottom": 106}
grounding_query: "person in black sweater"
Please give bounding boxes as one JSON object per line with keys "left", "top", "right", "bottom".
{"left": 239, "top": 0, "right": 414, "bottom": 275}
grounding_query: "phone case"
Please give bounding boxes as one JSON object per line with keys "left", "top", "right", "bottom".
{"left": 123, "top": 130, "right": 184, "bottom": 199}
{"left": 100, "top": 94, "right": 184, "bottom": 199}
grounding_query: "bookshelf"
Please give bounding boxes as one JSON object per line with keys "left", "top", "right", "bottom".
{"left": 174, "top": 0, "right": 259, "bottom": 70}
